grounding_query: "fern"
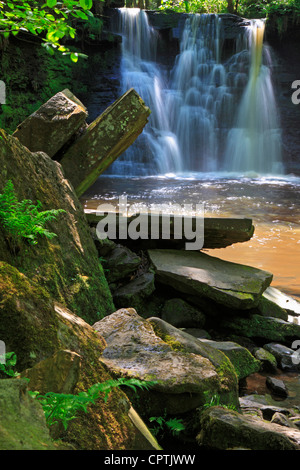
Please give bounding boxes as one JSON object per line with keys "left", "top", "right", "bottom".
{"left": 30, "top": 377, "right": 158, "bottom": 430}
{"left": 0, "top": 180, "right": 65, "bottom": 252}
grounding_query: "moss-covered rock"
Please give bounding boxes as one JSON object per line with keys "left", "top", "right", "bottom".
{"left": 197, "top": 406, "right": 300, "bottom": 450}
{"left": 0, "top": 129, "right": 114, "bottom": 323}
{"left": 0, "top": 379, "right": 65, "bottom": 450}
{"left": 0, "top": 262, "right": 151, "bottom": 450}
{"left": 161, "top": 297, "right": 206, "bottom": 328}
{"left": 93, "top": 309, "right": 239, "bottom": 416}
{"left": 200, "top": 339, "right": 261, "bottom": 380}
{"left": 219, "top": 314, "right": 300, "bottom": 344}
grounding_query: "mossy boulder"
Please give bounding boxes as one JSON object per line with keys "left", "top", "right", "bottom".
{"left": 200, "top": 339, "right": 261, "bottom": 380}
{"left": 0, "top": 379, "right": 65, "bottom": 450}
{"left": 219, "top": 314, "right": 300, "bottom": 344}
{"left": 0, "top": 129, "right": 114, "bottom": 324}
{"left": 197, "top": 406, "right": 300, "bottom": 450}
{"left": 0, "top": 262, "right": 150, "bottom": 450}
{"left": 93, "top": 309, "right": 239, "bottom": 416}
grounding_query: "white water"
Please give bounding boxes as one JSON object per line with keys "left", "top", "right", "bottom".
{"left": 108, "top": 8, "right": 283, "bottom": 177}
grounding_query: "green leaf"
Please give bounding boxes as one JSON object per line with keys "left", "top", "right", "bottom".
{"left": 47, "top": 0, "right": 57, "bottom": 7}
{"left": 70, "top": 52, "right": 78, "bottom": 62}
{"left": 79, "top": 0, "right": 93, "bottom": 10}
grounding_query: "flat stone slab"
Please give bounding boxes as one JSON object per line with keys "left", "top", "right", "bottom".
{"left": 148, "top": 249, "right": 273, "bottom": 310}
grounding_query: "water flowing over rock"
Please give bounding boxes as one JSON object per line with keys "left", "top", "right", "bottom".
{"left": 108, "top": 9, "right": 283, "bottom": 176}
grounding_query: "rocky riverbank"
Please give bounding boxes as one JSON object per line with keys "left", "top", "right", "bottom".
{"left": 1, "top": 90, "right": 300, "bottom": 451}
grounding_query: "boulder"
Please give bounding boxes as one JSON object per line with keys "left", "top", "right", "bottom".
{"left": 197, "top": 406, "right": 300, "bottom": 450}
{"left": 60, "top": 88, "right": 151, "bottom": 197}
{"left": 148, "top": 249, "right": 273, "bottom": 310}
{"left": 219, "top": 315, "right": 300, "bottom": 344}
{"left": 263, "top": 343, "right": 300, "bottom": 372}
{"left": 0, "top": 263, "right": 146, "bottom": 450}
{"left": 255, "top": 296, "right": 288, "bottom": 321}
{"left": 263, "top": 286, "right": 300, "bottom": 316}
{"left": 0, "top": 379, "right": 64, "bottom": 450}
{"left": 0, "top": 129, "right": 114, "bottom": 323}
{"left": 93, "top": 309, "right": 239, "bottom": 416}
{"left": 104, "top": 244, "right": 141, "bottom": 283}
{"left": 271, "top": 412, "right": 299, "bottom": 429}
{"left": 253, "top": 347, "right": 278, "bottom": 373}
{"left": 113, "top": 272, "right": 155, "bottom": 312}
{"left": 161, "top": 298, "right": 206, "bottom": 328}
{"left": 266, "top": 376, "right": 288, "bottom": 398}
{"left": 13, "top": 89, "right": 88, "bottom": 158}
{"left": 199, "top": 339, "right": 261, "bottom": 380}
{"left": 21, "top": 350, "right": 81, "bottom": 395}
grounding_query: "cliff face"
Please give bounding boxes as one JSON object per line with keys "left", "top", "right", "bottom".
{"left": 0, "top": 129, "right": 115, "bottom": 324}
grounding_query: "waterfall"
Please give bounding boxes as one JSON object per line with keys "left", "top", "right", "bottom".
{"left": 224, "top": 20, "right": 283, "bottom": 174}
{"left": 107, "top": 8, "right": 283, "bottom": 176}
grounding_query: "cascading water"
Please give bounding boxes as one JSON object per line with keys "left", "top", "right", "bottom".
{"left": 107, "top": 8, "right": 283, "bottom": 176}
{"left": 224, "top": 20, "right": 283, "bottom": 174}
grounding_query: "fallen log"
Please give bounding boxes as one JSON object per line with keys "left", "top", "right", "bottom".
{"left": 60, "top": 88, "right": 151, "bottom": 197}
{"left": 85, "top": 210, "right": 255, "bottom": 250}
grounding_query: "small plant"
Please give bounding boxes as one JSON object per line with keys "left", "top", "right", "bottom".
{"left": 29, "top": 377, "right": 157, "bottom": 430}
{"left": 149, "top": 413, "right": 185, "bottom": 438}
{"left": 0, "top": 352, "right": 20, "bottom": 378}
{"left": 202, "top": 392, "right": 237, "bottom": 411}
{"left": 0, "top": 180, "right": 65, "bottom": 253}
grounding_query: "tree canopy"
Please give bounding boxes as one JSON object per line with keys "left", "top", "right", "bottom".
{"left": 0, "top": 0, "right": 98, "bottom": 61}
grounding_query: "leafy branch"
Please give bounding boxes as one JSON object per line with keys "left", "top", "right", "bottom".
{"left": 0, "top": 0, "right": 100, "bottom": 60}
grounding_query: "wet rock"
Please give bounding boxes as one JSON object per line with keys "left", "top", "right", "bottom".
{"left": 219, "top": 315, "right": 300, "bottom": 344}
{"left": 271, "top": 412, "right": 298, "bottom": 429}
{"left": 161, "top": 298, "right": 206, "bottom": 328}
{"left": 105, "top": 244, "right": 141, "bottom": 283}
{"left": 200, "top": 339, "right": 261, "bottom": 380}
{"left": 148, "top": 249, "right": 273, "bottom": 310}
{"left": 239, "top": 396, "right": 292, "bottom": 421}
{"left": 256, "top": 296, "right": 288, "bottom": 321}
{"left": 92, "top": 308, "right": 239, "bottom": 416}
{"left": 13, "top": 89, "right": 88, "bottom": 158}
{"left": 253, "top": 347, "right": 278, "bottom": 373}
{"left": 263, "top": 287, "right": 300, "bottom": 316}
{"left": 197, "top": 406, "right": 300, "bottom": 450}
{"left": 113, "top": 272, "right": 155, "bottom": 313}
{"left": 266, "top": 376, "right": 288, "bottom": 398}
{"left": 264, "top": 343, "right": 300, "bottom": 372}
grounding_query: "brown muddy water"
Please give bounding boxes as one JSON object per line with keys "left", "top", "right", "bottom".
{"left": 82, "top": 173, "right": 300, "bottom": 300}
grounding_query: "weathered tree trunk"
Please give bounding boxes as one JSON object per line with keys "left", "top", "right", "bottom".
{"left": 227, "top": 0, "right": 235, "bottom": 13}
{"left": 60, "top": 88, "right": 151, "bottom": 197}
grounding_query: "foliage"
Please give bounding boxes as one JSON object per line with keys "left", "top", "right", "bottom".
{"left": 0, "top": 0, "right": 102, "bottom": 59}
{"left": 159, "top": 0, "right": 228, "bottom": 13}
{"left": 238, "top": 0, "right": 300, "bottom": 18}
{"left": 0, "top": 351, "right": 20, "bottom": 378}
{"left": 0, "top": 180, "right": 66, "bottom": 253}
{"left": 149, "top": 412, "right": 185, "bottom": 437}
{"left": 202, "top": 392, "right": 237, "bottom": 410}
{"left": 29, "top": 378, "right": 158, "bottom": 430}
